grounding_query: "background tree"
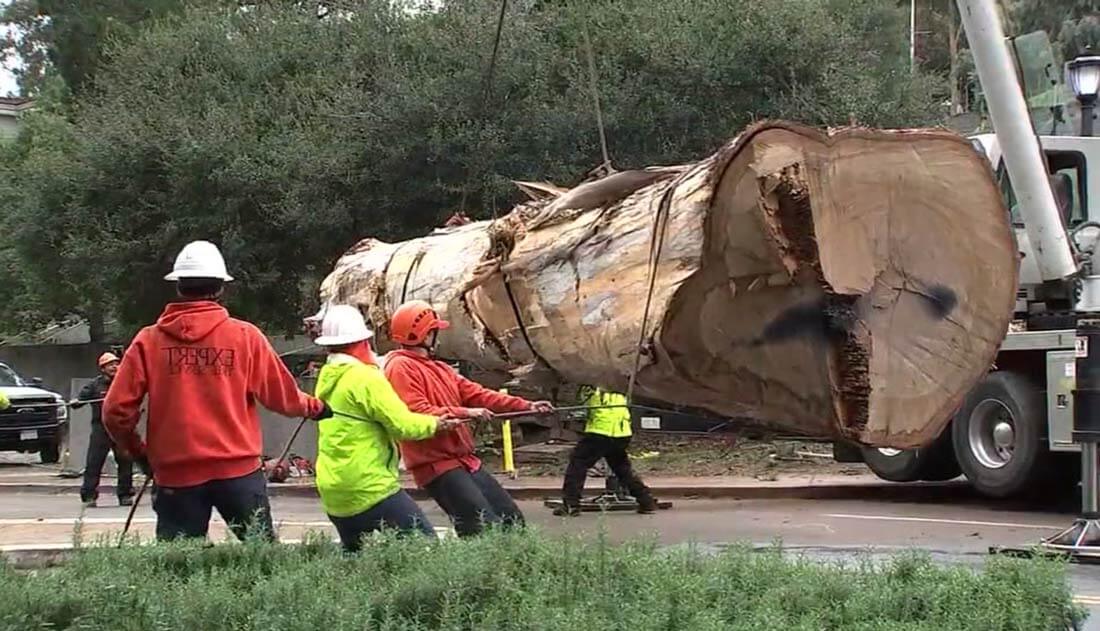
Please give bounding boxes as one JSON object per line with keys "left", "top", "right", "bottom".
{"left": 1, "top": 0, "right": 196, "bottom": 98}
{"left": 1006, "top": 0, "right": 1099, "bottom": 59}
{"left": 1, "top": 0, "right": 945, "bottom": 336}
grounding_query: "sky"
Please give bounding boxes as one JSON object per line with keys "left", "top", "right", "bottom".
{"left": 0, "top": 27, "right": 17, "bottom": 97}
{"left": 0, "top": 0, "right": 16, "bottom": 96}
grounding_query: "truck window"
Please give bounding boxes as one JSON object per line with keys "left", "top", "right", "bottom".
{"left": 1048, "top": 151, "right": 1088, "bottom": 226}
{"left": 0, "top": 365, "right": 25, "bottom": 387}
{"left": 996, "top": 150, "right": 1087, "bottom": 227}
{"left": 997, "top": 162, "right": 1019, "bottom": 224}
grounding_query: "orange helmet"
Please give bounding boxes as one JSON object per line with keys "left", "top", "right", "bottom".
{"left": 97, "top": 352, "right": 120, "bottom": 368}
{"left": 390, "top": 300, "right": 450, "bottom": 346}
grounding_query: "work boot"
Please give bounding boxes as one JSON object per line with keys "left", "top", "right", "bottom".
{"left": 81, "top": 498, "right": 97, "bottom": 509}
{"left": 552, "top": 503, "right": 581, "bottom": 517}
{"left": 118, "top": 496, "right": 134, "bottom": 507}
{"left": 636, "top": 496, "right": 659, "bottom": 514}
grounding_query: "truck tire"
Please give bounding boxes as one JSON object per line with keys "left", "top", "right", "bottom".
{"left": 861, "top": 447, "right": 924, "bottom": 482}
{"left": 860, "top": 427, "right": 960, "bottom": 483}
{"left": 952, "top": 371, "right": 1050, "bottom": 499}
{"left": 39, "top": 440, "right": 60, "bottom": 464}
{"left": 918, "top": 426, "right": 963, "bottom": 482}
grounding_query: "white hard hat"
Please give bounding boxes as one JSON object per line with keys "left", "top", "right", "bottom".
{"left": 305, "top": 305, "right": 328, "bottom": 325}
{"left": 165, "top": 240, "right": 234, "bottom": 282}
{"left": 314, "top": 304, "right": 374, "bottom": 347}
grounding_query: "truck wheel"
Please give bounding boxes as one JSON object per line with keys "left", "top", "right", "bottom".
{"left": 861, "top": 447, "right": 925, "bottom": 482}
{"left": 917, "top": 425, "right": 962, "bottom": 482}
{"left": 952, "top": 371, "right": 1049, "bottom": 499}
{"left": 860, "top": 427, "right": 960, "bottom": 483}
{"left": 39, "top": 440, "right": 60, "bottom": 464}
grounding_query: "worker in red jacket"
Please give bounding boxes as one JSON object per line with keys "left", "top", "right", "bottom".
{"left": 384, "top": 300, "right": 554, "bottom": 537}
{"left": 103, "top": 240, "right": 332, "bottom": 542}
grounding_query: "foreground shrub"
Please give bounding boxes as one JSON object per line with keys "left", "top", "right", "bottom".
{"left": 0, "top": 530, "right": 1084, "bottom": 630}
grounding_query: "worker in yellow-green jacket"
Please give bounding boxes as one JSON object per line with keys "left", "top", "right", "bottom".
{"left": 555, "top": 386, "right": 657, "bottom": 516}
{"left": 312, "top": 305, "right": 464, "bottom": 551}
{"left": 0, "top": 390, "right": 9, "bottom": 411}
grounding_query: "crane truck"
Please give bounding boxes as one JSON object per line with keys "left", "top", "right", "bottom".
{"left": 839, "top": 0, "right": 1100, "bottom": 501}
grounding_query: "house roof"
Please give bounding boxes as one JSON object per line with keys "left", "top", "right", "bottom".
{"left": 0, "top": 97, "right": 34, "bottom": 117}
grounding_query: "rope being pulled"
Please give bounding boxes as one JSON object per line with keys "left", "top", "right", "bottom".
{"left": 624, "top": 175, "right": 682, "bottom": 407}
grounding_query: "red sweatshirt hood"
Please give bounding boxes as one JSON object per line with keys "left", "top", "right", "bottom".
{"left": 156, "top": 301, "right": 230, "bottom": 343}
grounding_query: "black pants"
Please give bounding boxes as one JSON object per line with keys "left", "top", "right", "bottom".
{"left": 152, "top": 469, "right": 275, "bottom": 542}
{"left": 81, "top": 421, "right": 133, "bottom": 502}
{"left": 562, "top": 433, "right": 652, "bottom": 507}
{"left": 425, "top": 466, "right": 524, "bottom": 537}
{"left": 329, "top": 491, "right": 435, "bottom": 552}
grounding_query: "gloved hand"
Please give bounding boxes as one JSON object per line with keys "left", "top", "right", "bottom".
{"left": 437, "top": 417, "right": 467, "bottom": 432}
{"left": 464, "top": 408, "right": 495, "bottom": 421}
{"left": 530, "top": 401, "right": 555, "bottom": 414}
{"left": 312, "top": 402, "right": 334, "bottom": 421}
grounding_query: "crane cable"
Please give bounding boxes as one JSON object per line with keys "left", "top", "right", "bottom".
{"left": 580, "top": 23, "right": 613, "bottom": 174}
{"left": 461, "top": 2, "right": 655, "bottom": 406}
{"left": 458, "top": 0, "right": 510, "bottom": 218}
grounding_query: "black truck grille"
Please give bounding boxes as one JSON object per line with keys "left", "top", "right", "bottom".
{"left": 0, "top": 398, "right": 60, "bottom": 431}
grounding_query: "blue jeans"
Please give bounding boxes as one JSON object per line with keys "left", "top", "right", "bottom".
{"left": 152, "top": 468, "right": 274, "bottom": 542}
{"left": 425, "top": 466, "right": 525, "bottom": 537}
{"left": 328, "top": 490, "right": 434, "bottom": 552}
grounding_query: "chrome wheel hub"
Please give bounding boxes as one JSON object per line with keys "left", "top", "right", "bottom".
{"left": 969, "top": 399, "right": 1016, "bottom": 469}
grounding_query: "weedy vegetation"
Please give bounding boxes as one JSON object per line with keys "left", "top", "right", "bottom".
{"left": 0, "top": 529, "right": 1085, "bottom": 630}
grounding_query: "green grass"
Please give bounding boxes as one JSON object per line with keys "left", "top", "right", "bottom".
{"left": 0, "top": 530, "right": 1086, "bottom": 630}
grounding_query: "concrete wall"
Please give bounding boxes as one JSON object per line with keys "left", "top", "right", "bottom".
{"left": 0, "top": 343, "right": 115, "bottom": 396}
{"left": 0, "top": 115, "right": 19, "bottom": 140}
{"left": 260, "top": 382, "right": 319, "bottom": 463}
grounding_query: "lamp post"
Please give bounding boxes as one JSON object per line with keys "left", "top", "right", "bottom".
{"left": 1067, "top": 55, "right": 1100, "bottom": 137}
{"left": 1042, "top": 54, "right": 1100, "bottom": 558}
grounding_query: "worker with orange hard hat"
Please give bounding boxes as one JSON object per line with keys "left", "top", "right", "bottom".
{"left": 72, "top": 351, "right": 132, "bottom": 507}
{"left": 384, "top": 299, "right": 554, "bottom": 537}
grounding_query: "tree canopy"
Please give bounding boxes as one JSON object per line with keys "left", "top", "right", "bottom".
{"left": 2, "top": 0, "right": 946, "bottom": 337}
{"left": 1007, "top": 0, "right": 1099, "bottom": 58}
{"left": 1, "top": 0, "right": 193, "bottom": 98}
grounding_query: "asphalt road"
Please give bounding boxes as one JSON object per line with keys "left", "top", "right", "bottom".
{"left": 2, "top": 490, "right": 1099, "bottom": 627}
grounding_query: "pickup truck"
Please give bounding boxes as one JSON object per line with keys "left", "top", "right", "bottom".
{"left": 0, "top": 362, "right": 68, "bottom": 463}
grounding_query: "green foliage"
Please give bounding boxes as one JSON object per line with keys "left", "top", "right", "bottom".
{"left": 0, "top": 531, "right": 1086, "bottom": 630}
{"left": 1, "top": 0, "right": 195, "bottom": 97}
{"left": 1007, "top": 0, "right": 1099, "bottom": 59}
{"left": 0, "top": 88, "right": 101, "bottom": 334}
{"left": 1, "top": 0, "right": 945, "bottom": 335}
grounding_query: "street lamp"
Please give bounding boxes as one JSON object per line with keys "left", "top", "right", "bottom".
{"left": 1067, "top": 55, "right": 1100, "bottom": 136}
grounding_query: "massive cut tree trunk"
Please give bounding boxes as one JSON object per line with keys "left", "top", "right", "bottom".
{"left": 319, "top": 121, "right": 1017, "bottom": 449}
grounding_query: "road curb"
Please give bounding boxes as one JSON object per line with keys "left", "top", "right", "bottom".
{"left": 1, "top": 544, "right": 74, "bottom": 569}
{"left": 0, "top": 480, "right": 975, "bottom": 502}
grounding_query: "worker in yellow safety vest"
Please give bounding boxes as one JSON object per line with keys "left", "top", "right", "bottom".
{"left": 312, "top": 304, "right": 464, "bottom": 551}
{"left": 555, "top": 386, "right": 657, "bottom": 516}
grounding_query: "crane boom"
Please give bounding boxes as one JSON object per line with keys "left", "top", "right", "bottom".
{"left": 955, "top": 0, "right": 1078, "bottom": 282}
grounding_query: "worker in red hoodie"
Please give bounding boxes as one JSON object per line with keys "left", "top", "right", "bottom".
{"left": 384, "top": 300, "right": 554, "bottom": 537}
{"left": 103, "top": 240, "right": 332, "bottom": 542}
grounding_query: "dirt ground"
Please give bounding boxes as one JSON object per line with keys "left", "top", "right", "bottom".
{"left": 477, "top": 432, "right": 868, "bottom": 479}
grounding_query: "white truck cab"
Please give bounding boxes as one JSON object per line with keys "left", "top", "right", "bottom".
{"left": 0, "top": 362, "right": 69, "bottom": 463}
{"left": 971, "top": 133, "right": 1100, "bottom": 291}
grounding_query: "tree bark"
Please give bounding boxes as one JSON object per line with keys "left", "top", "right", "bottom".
{"left": 320, "top": 121, "right": 1017, "bottom": 449}
{"left": 86, "top": 304, "right": 105, "bottom": 343}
